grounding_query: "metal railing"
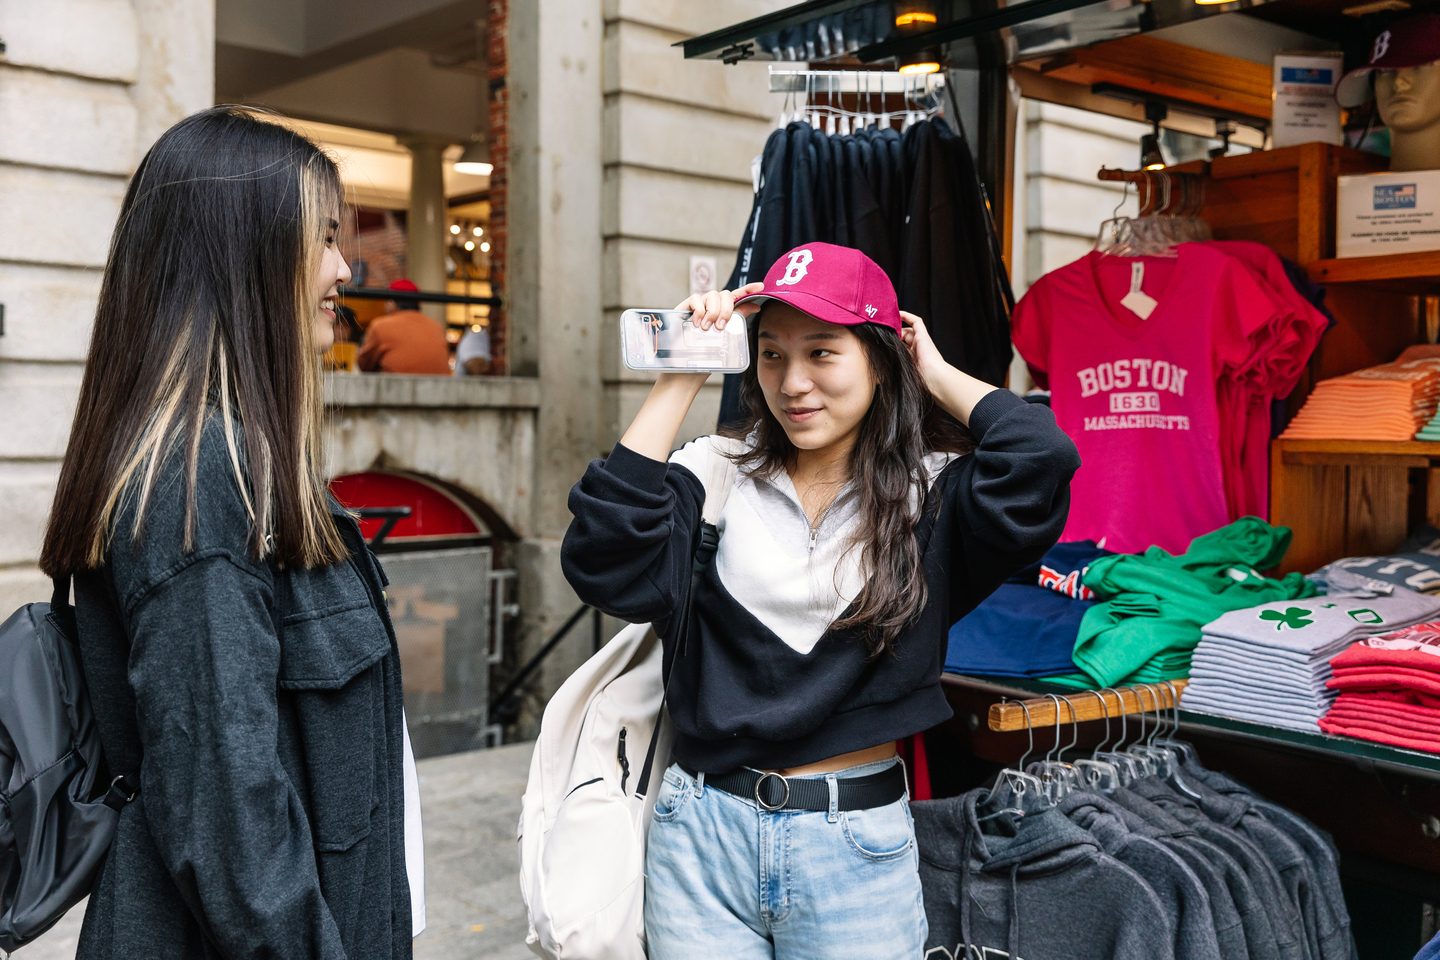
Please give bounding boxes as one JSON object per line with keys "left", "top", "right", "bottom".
{"left": 488, "top": 603, "right": 603, "bottom": 728}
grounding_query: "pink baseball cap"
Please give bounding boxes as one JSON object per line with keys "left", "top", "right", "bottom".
{"left": 736, "top": 242, "right": 901, "bottom": 334}
{"left": 1337, "top": 14, "right": 1440, "bottom": 107}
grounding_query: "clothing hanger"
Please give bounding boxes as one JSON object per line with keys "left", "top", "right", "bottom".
{"left": 1096, "top": 688, "right": 1144, "bottom": 785}
{"left": 1073, "top": 690, "right": 1121, "bottom": 793}
{"left": 1156, "top": 679, "right": 1201, "bottom": 768}
{"left": 1148, "top": 683, "right": 1206, "bottom": 799}
{"left": 981, "top": 699, "right": 1048, "bottom": 818}
{"left": 1026, "top": 695, "right": 1081, "bottom": 803}
{"left": 1095, "top": 180, "right": 1135, "bottom": 254}
{"left": 1128, "top": 685, "right": 1174, "bottom": 779}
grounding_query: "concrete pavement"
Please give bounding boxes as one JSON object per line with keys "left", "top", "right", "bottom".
{"left": 23, "top": 742, "right": 537, "bottom": 960}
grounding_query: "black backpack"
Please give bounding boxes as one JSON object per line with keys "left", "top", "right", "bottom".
{"left": 0, "top": 577, "right": 136, "bottom": 952}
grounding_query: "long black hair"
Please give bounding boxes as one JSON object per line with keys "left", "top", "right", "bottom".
{"left": 730, "top": 311, "right": 972, "bottom": 656}
{"left": 42, "top": 106, "right": 348, "bottom": 574}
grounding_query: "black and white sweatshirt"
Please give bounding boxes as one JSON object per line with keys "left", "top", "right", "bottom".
{"left": 561, "top": 389, "right": 1080, "bottom": 773}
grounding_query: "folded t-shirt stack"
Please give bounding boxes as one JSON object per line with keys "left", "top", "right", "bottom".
{"left": 945, "top": 542, "right": 1107, "bottom": 678}
{"left": 1310, "top": 524, "right": 1440, "bottom": 595}
{"left": 1320, "top": 621, "right": 1440, "bottom": 753}
{"left": 1183, "top": 588, "right": 1440, "bottom": 732}
{"left": 1280, "top": 347, "right": 1440, "bottom": 441}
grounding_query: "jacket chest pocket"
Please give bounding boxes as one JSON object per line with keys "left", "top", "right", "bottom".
{"left": 277, "top": 585, "right": 393, "bottom": 853}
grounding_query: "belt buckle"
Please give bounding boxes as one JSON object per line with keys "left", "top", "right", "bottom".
{"left": 754, "top": 771, "right": 790, "bottom": 811}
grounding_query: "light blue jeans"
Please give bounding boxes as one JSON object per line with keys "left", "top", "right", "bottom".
{"left": 644, "top": 758, "right": 928, "bottom": 959}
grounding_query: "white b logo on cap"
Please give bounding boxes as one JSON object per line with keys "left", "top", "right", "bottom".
{"left": 775, "top": 249, "right": 813, "bottom": 286}
{"left": 1374, "top": 29, "right": 1392, "bottom": 63}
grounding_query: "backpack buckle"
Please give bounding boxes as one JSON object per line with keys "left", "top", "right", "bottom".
{"left": 103, "top": 774, "right": 138, "bottom": 811}
{"left": 692, "top": 523, "right": 720, "bottom": 571}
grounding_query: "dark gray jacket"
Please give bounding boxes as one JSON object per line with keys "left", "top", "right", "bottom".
{"left": 1059, "top": 791, "right": 1228, "bottom": 960}
{"left": 71, "top": 422, "right": 411, "bottom": 959}
{"left": 914, "top": 790, "right": 1176, "bottom": 960}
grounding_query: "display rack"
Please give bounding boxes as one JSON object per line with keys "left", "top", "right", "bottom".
{"left": 946, "top": 674, "right": 1440, "bottom": 785}
{"left": 986, "top": 680, "right": 1186, "bottom": 731}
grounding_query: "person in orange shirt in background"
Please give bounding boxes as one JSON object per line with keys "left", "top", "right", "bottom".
{"left": 357, "top": 278, "right": 452, "bottom": 375}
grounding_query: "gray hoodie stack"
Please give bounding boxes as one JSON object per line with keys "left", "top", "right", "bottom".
{"left": 913, "top": 791, "right": 1176, "bottom": 960}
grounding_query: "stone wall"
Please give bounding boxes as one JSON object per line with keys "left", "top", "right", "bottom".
{"left": 324, "top": 375, "right": 539, "bottom": 540}
{"left": 599, "top": 0, "right": 776, "bottom": 446}
{"left": 0, "top": 0, "right": 214, "bottom": 611}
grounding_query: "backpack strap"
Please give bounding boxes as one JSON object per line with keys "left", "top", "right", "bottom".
{"left": 50, "top": 575, "right": 72, "bottom": 610}
{"left": 635, "top": 437, "right": 741, "bottom": 797}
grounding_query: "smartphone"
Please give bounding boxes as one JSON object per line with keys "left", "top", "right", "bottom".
{"left": 619, "top": 309, "right": 750, "bottom": 373}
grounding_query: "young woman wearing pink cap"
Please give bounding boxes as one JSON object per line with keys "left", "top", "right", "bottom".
{"left": 563, "top": 242, "right": 1079, "bottom": 957}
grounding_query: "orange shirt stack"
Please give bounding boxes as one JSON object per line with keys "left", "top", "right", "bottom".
{"left": 1282, "top": 347, "right": 1440, "bottom": 442}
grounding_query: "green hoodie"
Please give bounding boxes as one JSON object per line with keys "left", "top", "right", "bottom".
{"left": 1057, "top": 518, "right": 1317, "bottom": 688}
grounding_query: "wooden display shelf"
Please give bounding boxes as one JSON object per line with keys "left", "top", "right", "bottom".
{"left": 1275, "top": 437, "right": 1440, "bottom": 468}
{"left": 1308, "top": 251, "right": 1440, "bottom": 294}
{"left": 1025, "top": 35, "right": 1273, "bottom": 122}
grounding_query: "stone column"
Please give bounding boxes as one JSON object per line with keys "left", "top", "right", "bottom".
{"left": 401, "top": 136, "right": 449, "bottom": 322}
{"left": 506, "top": 0, "right": 604, "bottom": 733}
{"left": 0, "top": 0, "right": 213, "bottom": 613}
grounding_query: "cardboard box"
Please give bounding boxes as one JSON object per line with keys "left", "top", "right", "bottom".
{"left": 1337, "top": 169, "right": 1440, "bottom": 258}
{"left": 1272, "top": 52, "right": 1343, "bottom": 148}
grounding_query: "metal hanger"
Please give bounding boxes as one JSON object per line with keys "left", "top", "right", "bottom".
{"left": 981, "top": 699, "right": 1048, "bottom": 818}
{"left": 1073, "top": 690, "right": 1121, "bottom": 793}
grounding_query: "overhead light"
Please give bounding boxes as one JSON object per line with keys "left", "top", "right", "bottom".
{"left": 472, "top": 226, "right": 483, "bottom": 237}
{"left": 895, "top": 1, "right": 937, "bottom": 26}
{"left": 1193, "top": 0, "right": 1234, "bottom": 5}
{"left": 464, "top": 240, "right": 476, "bottom": 251}
{"left": 449, "top": 224, "right": 461, "bottom": 235}
{"left": 899, "top": 48, "right": 942, "bottom": 75}
{"left": 479, "top": 241, "right": 492, "bottom": 253}
{"left": 454, "top": 139, "right": 493, "bottom": 177}
{"left": 1140, "top": 133, "right": 1166, "bottom": 170}
{"left": 1140, "top": 101, "right": 1167, "bottom": 170}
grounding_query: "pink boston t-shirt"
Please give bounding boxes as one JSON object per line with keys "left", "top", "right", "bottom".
{"left": 1012, "top": 245, "right": 1287, "bottom": 555}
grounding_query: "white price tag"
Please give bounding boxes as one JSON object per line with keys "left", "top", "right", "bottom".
{"left": 1120, "top": 261, "right": 1158, "bottom": 320}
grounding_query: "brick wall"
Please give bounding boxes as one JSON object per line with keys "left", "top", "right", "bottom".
{"left": 487, "top": 0, "right": 508, "bottom": 374}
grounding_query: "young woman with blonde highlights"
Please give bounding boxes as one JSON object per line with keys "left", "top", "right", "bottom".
{"left": 41, "top": 106, "right": 420, "bottom": 960}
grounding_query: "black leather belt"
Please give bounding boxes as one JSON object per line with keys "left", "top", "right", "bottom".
{"left": 682, "top": 761, "right": 907, "bottom": 813}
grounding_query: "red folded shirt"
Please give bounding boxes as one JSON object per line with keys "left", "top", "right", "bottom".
{"left": 1332, "top": 691, "right": 1440, "bottom": 718}
{"left": 1318, "top": 715, "right": 1440, "bottom": 753}
{"left": 1329, "top": 622, "right": 1440, "bottom": 672}
{"left": 1327, "top": 666, "right": 1440, "bottom": 697}
{"left": 1325, "top": 705, "right": 1440, "bottom": 737}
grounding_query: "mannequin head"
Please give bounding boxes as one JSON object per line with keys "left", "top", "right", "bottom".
{"left": 1376, "top": 60, "right": 1440, "bottom": 133}
{"left": 1338, "top": 15, "right": 1440, "bottom": 170}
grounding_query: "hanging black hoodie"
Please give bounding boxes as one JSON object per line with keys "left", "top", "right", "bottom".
{"left": 913, "top": 790, "right": 1176, "bottom": 960}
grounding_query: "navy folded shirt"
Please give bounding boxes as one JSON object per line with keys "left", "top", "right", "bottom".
{"left": 946, "top": 541, "right": 1109, "bottom": 678}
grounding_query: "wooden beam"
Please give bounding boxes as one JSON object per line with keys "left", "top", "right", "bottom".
{"left": 988, "top": 681, "right": 1188, "bottom": 732}
{"left": 1028, "top": 35, "right": 1273, "bottom": 122}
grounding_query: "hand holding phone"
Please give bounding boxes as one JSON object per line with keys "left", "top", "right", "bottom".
{"left": 620, "top": 309, "right": 749, "bottom": 372}
{"left": 619, "top": 282, "right": 765, "bottom": 373}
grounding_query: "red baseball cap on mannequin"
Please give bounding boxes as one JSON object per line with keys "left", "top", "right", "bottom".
{"left": 388, "top": 278, "right": 420, "bottom": 293}
{"left": 1337, "top": 13, "right": 1440, "bottom": 107}
{"left": 736, "top": 242, "right": 902, "bottom": 334}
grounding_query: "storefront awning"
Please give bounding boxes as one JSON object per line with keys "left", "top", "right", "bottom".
{"left": 679, "top": 0, "right": 1368, "bottom": 69}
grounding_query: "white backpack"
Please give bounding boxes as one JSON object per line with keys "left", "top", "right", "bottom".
{"left": 518, "top": 439, "right": 739, "bottom": 960}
